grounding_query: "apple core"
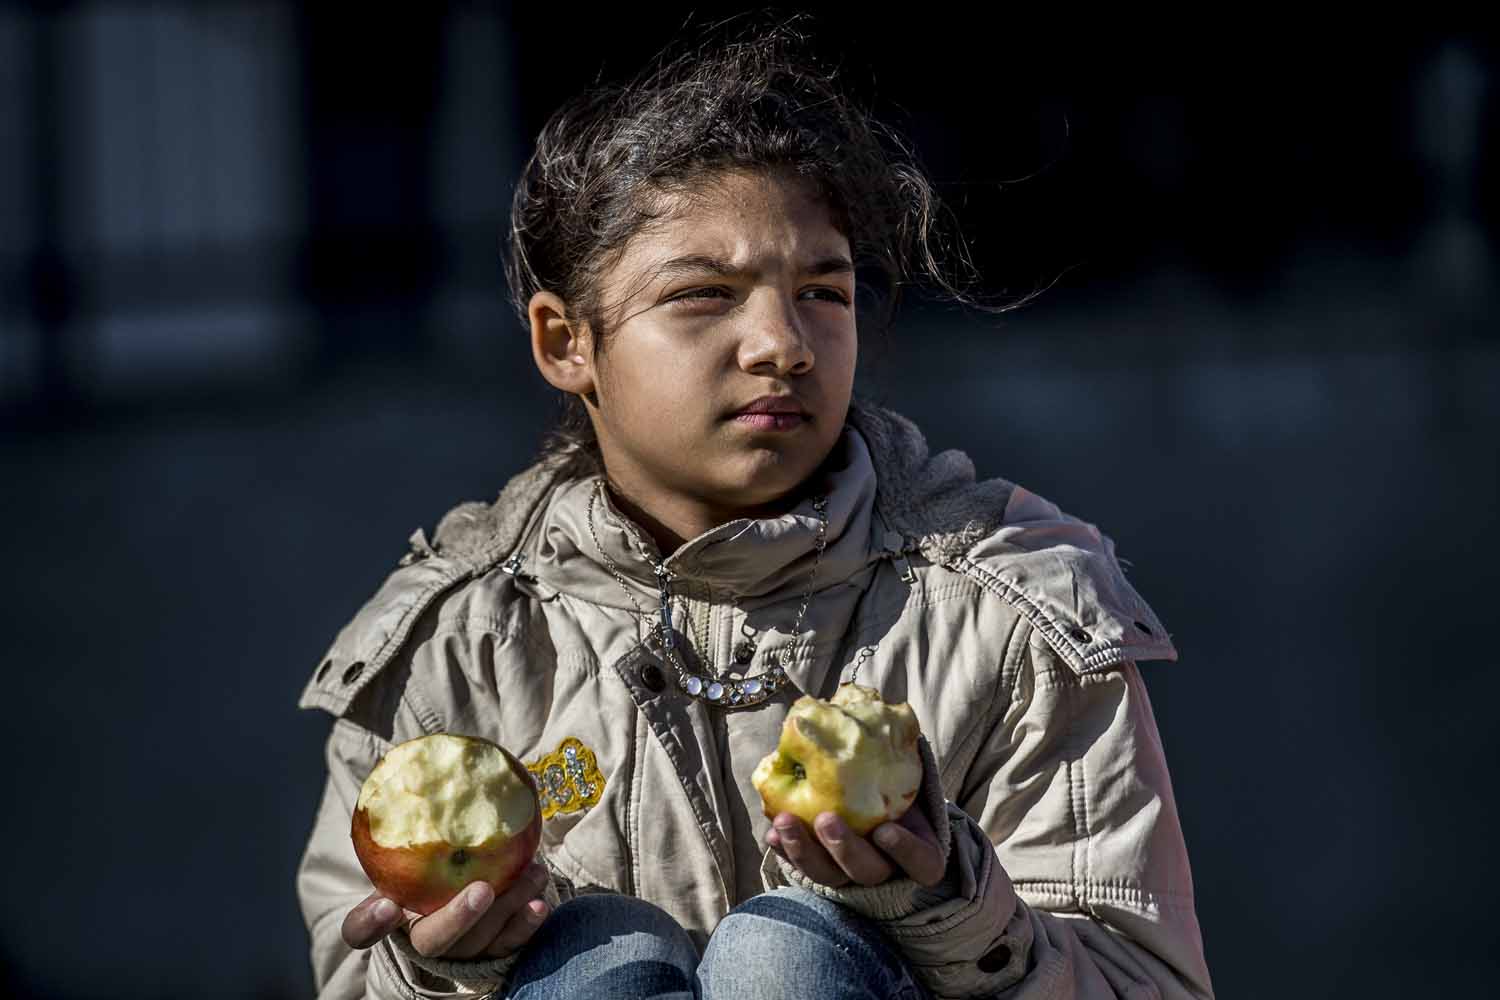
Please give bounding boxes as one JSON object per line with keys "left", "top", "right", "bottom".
{"left": 358, "top": 733, "right": 535, "bottom": 847}
{"left": 752, "top": 683, "right": 923, "bottom": 835}
{"left": 351, "top": 733, "right": 542, "bottom": 915}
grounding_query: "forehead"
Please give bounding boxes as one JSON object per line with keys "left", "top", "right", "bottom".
{"left": 612, "top": 171, "right": 850, "bottom": 279}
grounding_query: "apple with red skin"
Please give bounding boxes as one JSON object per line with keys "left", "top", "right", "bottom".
{"left": 351, "top": 733, "right": 541, "bottom": 916}
{"left": 752, "top": 683, "right": 923, "bottom": 836}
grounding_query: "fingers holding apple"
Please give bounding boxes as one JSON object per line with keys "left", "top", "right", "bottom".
{"left": 346, "top": 732, "right": 549, "bottom": 959}
{"left": 767, "top": 810, "right": 887, "bottom": 886}
{"left": 352, "top": 733, "right": 542, "bottom": 916}
{"left": 341, "top": 868, "right": 552, "bottom": 959}
{"left": 765, "top": 805, "right": 944, "bottom": 888}
{"left": 406, "top": 863, "right": 551, "bottom": 959}
{"left": 751, "top": 684, "right": 923, "bottom": 837}
{"left": 867, "top": 799, "right": 946, "bottom": 887}
{"left": 755, "top": 684, "right": 943, "bottom": 888}
{"left": 341, "top": 891, "right": 408, "bottom": 950}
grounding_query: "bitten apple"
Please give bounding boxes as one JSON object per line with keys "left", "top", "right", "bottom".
{"left": 751, "top": 683, "right": 923, "bottom": 836}
{"left": 351, "top": 733, "right": 541, "bottom": 916}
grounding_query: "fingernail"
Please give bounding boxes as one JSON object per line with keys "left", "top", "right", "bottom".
{"left": 874, "top": 828, "right": 900, "bottom": 850}
{"left": 818, "top": 816, "right": 845, "bottom": 843}
{"left": 466, "top": 883, "right": 493, "bottom": 912}
{"left": 527, "top": 900, "right": 548, "bottom": 922}
{"left": 774, "top": 818, "right": 799, "bottom": 839}
{"left": 372, "top": 898, "right": 399, "bottom": 923}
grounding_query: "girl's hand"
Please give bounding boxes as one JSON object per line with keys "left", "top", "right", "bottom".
{"left": 765, "top": 806, "right": 945, "bottom": 888}
{"left": 340, "top": 862, "right": 552, "bottom": 960}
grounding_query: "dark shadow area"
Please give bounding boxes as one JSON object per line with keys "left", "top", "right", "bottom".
{"left": 1, "top": 6, "right": 1494, "bottom": 997}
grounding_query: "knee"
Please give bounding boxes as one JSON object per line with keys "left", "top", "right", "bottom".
{"left": 544, "top": 891, "right": 689, "bottom": 944}
{"left": 716, "top": 886, "right": 869, "bottom": 946}
{"left": 515, "top": 891, "right": 698, "bottom": 981}
{"left": 701, "top": 887, "right": 910, "bottom": 995}
{"left": 549, "top": 893, "right": 684, "bottom": 941}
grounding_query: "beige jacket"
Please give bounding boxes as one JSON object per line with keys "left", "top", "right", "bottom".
{"left": 296, "top": 402, "right": 1214, "bottom": 999}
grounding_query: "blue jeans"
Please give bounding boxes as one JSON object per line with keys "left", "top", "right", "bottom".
{"left": 504, "top": 887, "right": 928, "bottom": 999}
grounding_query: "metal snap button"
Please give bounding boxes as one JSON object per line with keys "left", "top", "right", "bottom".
{"left": 341, "top": 661, "right": 365, "bottom": 685}
{"left": 978, "top": 943, "right": 1012, "bottom": 973}
{"left": 1068, "top": 627, "right": 1091, "bottom": 644}
{"left": 640, "top": 662, "right": 666, "bottom": 693}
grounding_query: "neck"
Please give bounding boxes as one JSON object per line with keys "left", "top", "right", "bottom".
{"left": 602, "top": 479, "right": 803, "bottom": 557}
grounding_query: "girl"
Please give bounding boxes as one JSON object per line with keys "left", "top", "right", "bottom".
{"left": 296, "top": 23, "right": 1214, "bottom": 1000}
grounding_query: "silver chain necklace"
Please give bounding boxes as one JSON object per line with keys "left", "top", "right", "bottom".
{"left": 586, "top": 479, "right": 829, "bottom": 709}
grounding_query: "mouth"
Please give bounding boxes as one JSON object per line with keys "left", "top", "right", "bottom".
{"left": 729, "top": 395, "right": 809, "bottom": 432}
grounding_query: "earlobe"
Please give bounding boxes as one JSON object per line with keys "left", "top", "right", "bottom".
{"left": 529, "top": 291, "right": 596, "bottom": 396}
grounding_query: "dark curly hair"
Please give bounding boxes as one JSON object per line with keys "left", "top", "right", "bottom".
{"left": 504, "top": 16, "right": 988, "bottom": 463}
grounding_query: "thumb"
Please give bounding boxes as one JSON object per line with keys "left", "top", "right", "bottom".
{"left": 342, "top": 892, "right": 404, "bottom": 949}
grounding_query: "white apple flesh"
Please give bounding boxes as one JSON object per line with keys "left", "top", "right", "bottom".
{"left": 752, "top": 683, "right": 923, "bottom": 836}
{"left": 351, "top": 733, "right": 541, "bottom": 916}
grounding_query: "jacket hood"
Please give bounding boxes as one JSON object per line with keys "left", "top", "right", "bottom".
{"left": 530, "top": 427, "right": 880, "bottom": 606}
{"left": 428, "top": 399, "right": 1009, "bottom": 568}
{"left": 418, "top": 398, "right": 1175, "bottom": 675}
{"left": 302, "top": 399, "right": 1175, "bottom": 721}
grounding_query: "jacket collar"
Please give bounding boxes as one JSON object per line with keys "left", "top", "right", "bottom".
{"left": 529, "top": 427, "right": 880, "bottom": 607}
{"left": 427, "top": 399, "right": 1176, "bottom": 673}
{"left": 428, "top": 398, "right": 995, "bottom": 569}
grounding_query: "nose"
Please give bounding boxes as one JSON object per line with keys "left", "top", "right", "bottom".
{"left": 738, "top": 292, "right": 814, "bottom": 376}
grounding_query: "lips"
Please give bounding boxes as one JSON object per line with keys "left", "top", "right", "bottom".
{"left": 734, "top": 395, "right": 807, "bottom": 416}
{"left": 731, "top": 395, "right": 808, "bottom": 431}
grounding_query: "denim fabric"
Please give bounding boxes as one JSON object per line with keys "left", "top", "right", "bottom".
{"left": 505, "top": 892, "right": 698, "bottom": 999}
{"left": 504, "top": 887, "right": 926, "bottom": 999}
{"left": 699, "top": 888, "right": 928, "bottom": 1000}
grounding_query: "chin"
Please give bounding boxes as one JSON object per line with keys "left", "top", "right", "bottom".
{"left": 733, "top": 436, "right": 840, "bottom": 495}
{"left": 715, "top": 462, "right": 819, "bottom": 512}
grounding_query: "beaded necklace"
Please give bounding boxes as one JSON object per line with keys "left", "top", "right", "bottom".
{"left": 585, "top": 479, "right": 828, "bottom": 709}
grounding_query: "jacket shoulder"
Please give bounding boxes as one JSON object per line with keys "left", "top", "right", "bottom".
{"left": 948, "top": 487, "right": 1178, "bottom": 675}
{"left": 296, "top": 449, "right": 581, "bottom": 717}
{"left": 851, "top": 401, "right": 1177, "bottom": 674}
{"left": 297, "top": 552, "right": 476, "bottom": 718}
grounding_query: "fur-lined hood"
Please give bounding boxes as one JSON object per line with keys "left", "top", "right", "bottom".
{"left": 301, "top": 399, "right": 1175, "bottom": 718}
{"left": 428, "top": 400, "right": 1018, "bottom": 567}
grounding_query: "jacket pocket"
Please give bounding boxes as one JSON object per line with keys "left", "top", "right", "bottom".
{"left": 525, "top": 720, "right": 637, "bottom": 896}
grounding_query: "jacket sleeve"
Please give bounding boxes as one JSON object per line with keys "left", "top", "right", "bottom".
{"left": 764, "top": 618, "right": 1214, "bottom": 999}
{"left": 297, "top": 684, "right": 568, "bottom": 997}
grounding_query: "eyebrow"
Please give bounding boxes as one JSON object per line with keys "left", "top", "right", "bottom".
{"left": 651, "top": 253, "right": 855, "bottom": 282}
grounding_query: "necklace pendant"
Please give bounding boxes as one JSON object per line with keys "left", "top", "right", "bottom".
{"left": 589, "top": 481, "right": 824, "bottom": 713}
{"left": 674, "top": 666, "right": 785, "bottom": 708}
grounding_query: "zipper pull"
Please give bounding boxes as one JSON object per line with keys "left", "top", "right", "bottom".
{"left": 655, "top": 565, "right": 676, "bottom": 646}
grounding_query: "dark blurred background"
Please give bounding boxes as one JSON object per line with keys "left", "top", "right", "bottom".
{"left": 2, "top": 5, "right": 1496, "bottom": 998}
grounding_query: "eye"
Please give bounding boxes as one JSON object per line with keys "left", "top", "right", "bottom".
{"left": 668, "top": 286, "right": 734, "bottom": 304}
{"left": 801, "top": 287, "right": 851, "bottom": 306}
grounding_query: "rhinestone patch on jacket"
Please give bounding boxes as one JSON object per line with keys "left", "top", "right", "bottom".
{"left": 526, "top": 737, "right": 604, "bottom": 820}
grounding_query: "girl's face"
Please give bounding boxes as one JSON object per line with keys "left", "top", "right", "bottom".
{"left": 555, "top": 170, "right": 858, "bottom": 526}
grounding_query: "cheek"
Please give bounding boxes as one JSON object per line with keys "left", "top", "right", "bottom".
{"left": 600, "top": 352, "right": 700, "bottom": 432}
{"left": 821, "top": 322, "right": 858, "bottom": 386}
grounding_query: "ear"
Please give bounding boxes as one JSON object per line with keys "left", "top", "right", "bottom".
{"left": 529, "top": 291, "right": 596, "bottom": 397}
